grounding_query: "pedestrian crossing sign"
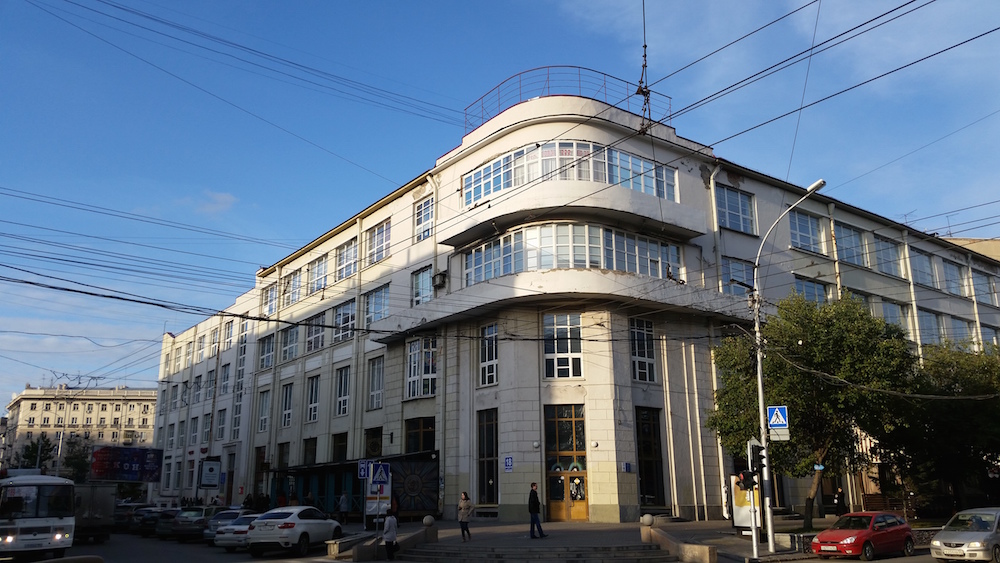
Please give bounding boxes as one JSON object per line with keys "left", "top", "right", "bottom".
{"left": 371, "top": 462, "right": 390, "bottom": 485}
{"left": 767, "top": 405, "right": 789, "bottom": 429}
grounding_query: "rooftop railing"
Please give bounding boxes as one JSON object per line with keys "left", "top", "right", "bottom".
{"left": 465, "top": 66, "right": 672, "bottom": 134}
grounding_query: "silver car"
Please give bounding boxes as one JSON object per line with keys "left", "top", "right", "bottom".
{"left": 213, "top": 514, "right": 259, "bottom": 552}
{"left": 931, "top": 508, "right": 1000, "bottom": 562}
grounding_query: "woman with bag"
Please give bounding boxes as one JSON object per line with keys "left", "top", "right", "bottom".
{"left": 458, "top": 492, "right": 474, "bottom": 541}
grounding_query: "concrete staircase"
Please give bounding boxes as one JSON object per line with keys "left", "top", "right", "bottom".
{"left": 400, "top": 542, "right": 678, "bottom": 563}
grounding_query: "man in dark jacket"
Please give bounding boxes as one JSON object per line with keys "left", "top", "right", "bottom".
{"left": 528, "top": 482, "right": 547, "bottom": 538}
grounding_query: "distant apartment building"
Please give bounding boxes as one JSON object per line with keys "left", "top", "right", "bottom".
{"left": 154, "top": 68, "right": 1000, "bottom": 522}
{"left": 3, "top": 384, "right": 157, "bottom": 475}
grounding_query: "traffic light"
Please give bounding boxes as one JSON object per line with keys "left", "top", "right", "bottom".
{"left": 750, "top": 445, "right": 767, "bottom": 475}
{"left": 736, "top": 470, "right": 757, "bottom": 490}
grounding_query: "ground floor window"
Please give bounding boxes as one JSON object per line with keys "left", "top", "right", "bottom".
{"left": 636, "top": 407, "right": 666, "bottom": 506}
{"left": 477, "top": 409, "right": 498, "bottom": 504}
{"left": 544, "top": 404, "right": 586, "bottom": 471}
{"left": 406, "top": 417, "right": 435, "bottom": 453}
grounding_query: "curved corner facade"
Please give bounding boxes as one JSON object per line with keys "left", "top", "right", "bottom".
{"left": 154, "top": 92, "right": 1000, "bottom": 522}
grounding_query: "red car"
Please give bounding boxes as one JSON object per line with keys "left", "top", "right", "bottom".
{"left": 811, "top": 511, "right": 915, "bottom": 560}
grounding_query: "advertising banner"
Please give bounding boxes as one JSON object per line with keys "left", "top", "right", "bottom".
{"left": 90, "top": 446, "right": 163, "bottom": 482}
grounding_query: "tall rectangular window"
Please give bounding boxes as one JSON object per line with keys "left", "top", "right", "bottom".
{"left": 951, "top": 317, "right": 972, "bottom": 343}
{"left": 917, "top": 309, "right": 941, "bottom": 345}
{"left": 480, "top": 324, "right": 498, "bottom": 386}
{"left": 305, "top": 312, "right": 326, "bottom": 352}
{"left": 280, "top": 326, "right": 299, "bottom": 362}
{"left": 368, "top": 356, "right": 384, "bottom": 410}
{"left": 216, "top": 409, "right": 226, "bottom": 440}
{"left": 177, "top": 420, "right": 186, "bottom": 447}
{"left": 185, "top": 342, "right": 193, "bottom": 367}
{"left": 306, "top": 375, "right": 320, "bottom": 422}
{"left": 336, "top": 238, "right": 358, "bottom": 281}
{"left": 336, "top": 366, "right": 350, "bottom": 416}
{"left": 412, "top": 266, "right": 433, "bottom": 306}
{"left": 205, "top": 369, "right": 215, "bottom": 401}
{"left": 910, "top": 249, "right": 936, "bottom": 287}
{"left": 202, "top": 413, "right": 211, "bottom": 443}
{"left": 630, "top": 318, "right": 656, "bottom": 382}
{"left": 231, "top": 402, "right": 241, "bottom": 441}
{"left": 193, "top": 375, "right": 202, "bottom": 404}
{"left": 262, "top": 283, "right": 278, "bottom": 316}
{"left": 943, "top": 261, "right": 967, "bottom": 296}
{"left": 333, "top": 300, "right": 355, "bottom": 342}
{"left": 281, "top": 383, "right": 293, "bottom": 428}
{"left": 882, "top": 302, "right": 908, "bottom": 336}
{"left": 406, "top": 337, "right": 437, "bottom": 399}
{"left": 405, "top": 417, "right": 435, "bottom": 453}
{"left": 210, "top": 328, "right": 220, "bottom": 357}
{"left": 721, "top": 257, "right": 754, "bottom": 295}
{"left": 223, "top": 320, "right": 234, "bottom": 351}
{"left": 170, "top": 385, "right": 178, "bottom": 411}
{"left": 307, "top": 255, "right": 328, "bottom": 294}
{"left": 874, "top": 236, "right": 901, "bottom": 277}
{"left": 365, "top": 284, "right": 390, "bottom": 327}
{"left": 367, "top": 219, "right": 391, "bottom": 265}
{"left": 794, "top": 278, "right": 828, "bottom": 303}
{"left": 281, "top": 269, "right": 302, "bottom": 308}
{"left": 716, "top": 185, "right": 755, "bottom": 234}
{"left": 834, "top": 222, "right": 866, "bottom": 266}
{"left": 258, "top": 334, "right": 275, "bottom": 369}
{"left": 544, "top": 313, "right": 582, "bottom": 378}
{"left": 789, "top": 210, "right": 822, "bottom": 254}
{"left": 331, "top": 433, "right": 348, "bottom": 462}
{"left": 189, "top": 417, "right": 198, "bottom": 446}
{"left": 257, "top": 390, "right": 270, "bottom": 433}
{"left": 973, "top": 271, "right": 996, "bottom": 306}
{"left": 166, "top": 423, "right": 175, "bottom": 449}
{"left": 197, "top": 335, "right": 206, "bottom": 362}
{"left": 477, "top": 409, "right": 499, "bottom": 504}
{"left": 219, "top": 363, "right": 230, "bottom": 395}
{"left": 174, "top": 346, "right": 182, "bottom": 372}
{"left": 415, "top": 196, "right": 434, "bottom": 241}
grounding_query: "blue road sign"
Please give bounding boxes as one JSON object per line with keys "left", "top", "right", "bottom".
{"left": 767, "top": 405, "right": 789, "bottom": 429}
{"left": 371, "top": 462, "right": 391, "bottom": 485}
{"left": 358, "top": 459, "right": 370, "bottom": 480}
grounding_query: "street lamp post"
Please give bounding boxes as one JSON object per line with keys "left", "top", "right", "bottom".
{"left": 752, "top": 179, "right": 825, "bottom": 553}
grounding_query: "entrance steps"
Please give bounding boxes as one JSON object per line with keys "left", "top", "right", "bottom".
{"left": 400, "top": 543, "right": 678, "bottom": 563}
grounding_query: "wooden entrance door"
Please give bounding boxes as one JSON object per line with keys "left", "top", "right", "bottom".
{"left": 546, "top": 471, "right": 589, "bottom": 521}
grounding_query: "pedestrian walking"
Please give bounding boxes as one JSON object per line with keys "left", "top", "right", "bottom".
{"left": 458, "top": 492, "right": 474, "bottom": 541}
{"left": 528, "top": 482, "right": 547, "bottom": 539}
{"left": 834, "top": 487, "right": 848, "bottom": 516}
{"left": 383, "top": 509, "right": 399, "bottom": 561}
{"left": 339, "top": 492, "right": 350, "bottom": 524}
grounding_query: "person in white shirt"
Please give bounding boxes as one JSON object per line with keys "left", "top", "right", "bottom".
{"left": 383, "top": 509, "right": 398, "bottom": 561}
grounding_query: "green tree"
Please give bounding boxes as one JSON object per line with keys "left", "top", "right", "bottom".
{"left": 63, "top": 436, "right": 94, "bottom": 483}
{"left": 707, "top": 293, "right": 916, "bottom": 529}
{"left": 15, "top": 435, "right": 57, "bottom": 470}
{"left": 868, "top": 342, "right": 1000, "bottom": 510}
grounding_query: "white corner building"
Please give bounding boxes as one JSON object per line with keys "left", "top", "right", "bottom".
{"left": 154, "top": 69, "right": 1000, "bottom": 522}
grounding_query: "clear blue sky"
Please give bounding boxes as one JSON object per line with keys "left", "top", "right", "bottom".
{"left": 1, "top": 0, "right": 998, "bottom": 410}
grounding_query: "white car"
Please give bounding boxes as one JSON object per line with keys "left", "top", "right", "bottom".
{"left": 246, "top": 506, "right": 342, "bottom": 557}
{"left": 931, "top": 508, "right": 1000, "bottom": 562}
{"left": 213, "top": 514, "right": 259, "bottom": 552}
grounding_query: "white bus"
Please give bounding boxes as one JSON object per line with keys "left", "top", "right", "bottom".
{"left": 0, "top": 474, "right": 75, "bottom": 559}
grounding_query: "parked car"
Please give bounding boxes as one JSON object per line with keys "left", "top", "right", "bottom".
{"left": 133, "top": 507, "right": 163, "bottom": 537}
{"left": 246, "top": 506, "right": 342, "bottom": 557}
{"left": 203, "top": 509, "right": 257, "bottom": 544}
{"left": 128, "top": 507, "right": 161, "bottom": 535}
{"left": 173, "top": 506, "right": 227, "bottom": 542}
{"left": 113, "top": 502, "right": 154, "bottom": 531}
{"left": 931, "top": 508, "right": 1000, "bottom": 562}
{"left": 213, "top": 514, "right": 260, "bottom": 552}
{"left": 154, "top": 508, "right": 181, "bottom": 540}
{"left": 811, "top": 511, "right": 915, "bottom": 560}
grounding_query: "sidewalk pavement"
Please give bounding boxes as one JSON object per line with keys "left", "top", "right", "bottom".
{"left": 338, "top": 514, "right": 842, "bottom": 562}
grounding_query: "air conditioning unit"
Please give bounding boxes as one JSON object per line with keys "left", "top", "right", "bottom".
{"left": 432, "top": 272, "right": 447, "bottom": 289}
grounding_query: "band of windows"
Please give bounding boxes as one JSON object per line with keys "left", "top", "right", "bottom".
{"left": 464, "top": 222, "right": 682, "bottom": 286}
{"left": 463, "top": 141, "right": 676, "bottom": 207}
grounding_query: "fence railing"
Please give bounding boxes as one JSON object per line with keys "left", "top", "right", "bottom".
{"left": 465, "top": 66, "right": 671, "bottom": 133}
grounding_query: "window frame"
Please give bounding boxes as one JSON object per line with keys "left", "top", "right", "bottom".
{"left": 544, "top": 313, "right": 583, "bottom": 378}
{"left": 716, "top": 184, "right": 755, "bottom": 235}
{"left": 366, "top": 219, "right": 391, "bottom": 266}
{"left": 479, "top": 323, "right": 498, "bottom": 387}
{"left": 406, "top": 336, "right": 437, "bottom": 399}
{"left": 335, "top": 366, "right": 350, "bottom": 416}
{"left": 414, "top": 196, "right": 434, "bottom": 242}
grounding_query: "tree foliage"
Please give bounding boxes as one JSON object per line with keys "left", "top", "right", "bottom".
{"left": 63, "top": 436, "right": 94, "bottom": 483}
{"left": 707, "top": 293, "right": 916, "bottom": 528}
{"left": 14, "top": 435, "right": 57, "bottom": 470}
{"left": 869, "top": 342, "right": 1000, "bottom": 510}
